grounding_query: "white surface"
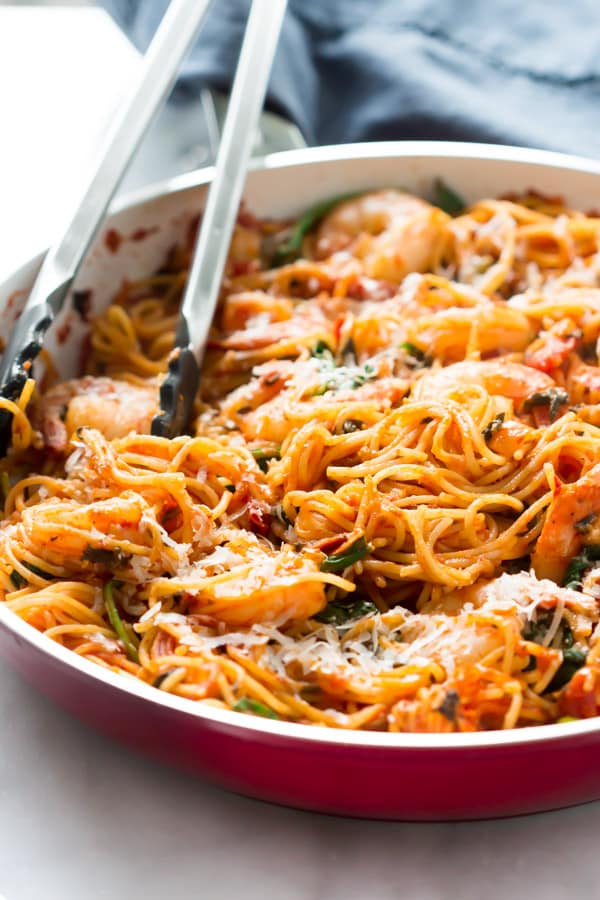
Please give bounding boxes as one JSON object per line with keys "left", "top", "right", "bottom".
{"left": 1, "top": 654, "right": 600, "bottom": 900}
{"left": 0, "top": 6, "right": 140, "bottom": 279}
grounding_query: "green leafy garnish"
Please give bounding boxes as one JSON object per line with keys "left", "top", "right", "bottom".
{"left": 311, "top": 340, "right": 334, "bottom": 360}
{"left": 434, "top": 179, "right": 466, "bottom": 216}
{"left": 522, "top": 612, "right": 574, "bottom": 649}
{"left": 9, "top": 570, "right": 27, "bottom": 589}
{"left": 9, "top": 561, "right": 53, "bottom": 588}
{"left": 82, "top": 546, "right": 131, "bottom": 567}
{"left": 251, "top": 447, "right": 281, "bottom": 473}
{"left": 400, "top": 341, "right": 432, "bottom": 369}
{"left": 269, "top": 192, "right": 362, "bottom": 267}
{"left": 103, "top": 580, "right": 139, "bottom": 663}
{"left": 546, "top": 648, "right": 587, "bottom": 693}
{"left": 314, "top": 597, "right": 378, "bottom": 626}
{"left": 320, "top": 536, "right": 370, "bottom": 573}
{"left": 233, "top": 698, "right": 279, "bottom": 719}
{"left": 522, "top": 388, "right": 569, "bottom": 422}
{"left": 563, "top": 544, "right": 600, "bottom": 591}
{"left": 482, "top": 412, "right": 505, "bottom": 442}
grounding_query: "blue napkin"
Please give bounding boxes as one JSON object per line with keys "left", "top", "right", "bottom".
{"left": 100, "top": 0, "right": 600, "bottom": 157}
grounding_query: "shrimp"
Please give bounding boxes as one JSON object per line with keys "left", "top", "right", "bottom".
{"left": 314, "top": 190, "right": 450, "bottom": 282}
{"left": 532, "top": 463, "right": 600, "bottom": 583}
{"left": 151, "top": 537, "right": 328, "bottom": 626}
{"left": 38, "top": 376, "right": 158, "bottom": 452}
{"left": 411, "top": 359, "right": 554, "bottom": 406}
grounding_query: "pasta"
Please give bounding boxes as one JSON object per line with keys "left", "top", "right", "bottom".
{"left": 3, "top": 184, "right": 600, "bottom": 732}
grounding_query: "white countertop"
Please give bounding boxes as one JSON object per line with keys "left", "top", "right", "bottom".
{"left": 2, "top": 7, "right": 600, "bottom": 898}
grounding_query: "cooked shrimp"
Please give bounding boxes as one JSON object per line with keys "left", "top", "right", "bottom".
{"left": 39, "top": 376, "right": 158, "bottom": 452}
{"left": 150, "top": 537, "right": 330, "bottom": 626}
{"left": 314, "top": 190, "right": 450, "bottom": 282}
{"left": 533, "top": 463, "right": 600, "bottom": 583}
{"left": 412, "top": 359, "right": 555, "bottom": 406}
{"left": 220, "top": 291, "right": 294, "bottom": 333}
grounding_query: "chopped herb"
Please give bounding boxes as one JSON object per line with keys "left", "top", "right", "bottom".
{"left": 314, "top": 597, "right": 378, "bottom": 625}
{"left": 436, "top": 689, "right": 460, "bottom": 722}
{"left": 23, "top": 561, "right": 53, "bottom": 580}
{"left": 103, "top": 581, "right": 139, "bottom": 663}
{"left": 342, "top": 418, "right": 364, "bottom": 434}
{"left": 9, "top": 570, "right": 27, "bottom": 589}
{"left": 558, "top": 715, "right": 580, "bottom": 723}
{"left": 311, "top": 340, "right": 334, "bottom": 359}
{"left": 546, "top": 648, "right": 587, "bottom": 693}
{"left": 574, "top": 513, "right": 597, "bottom": 534}
{"left": 82, "top": 545, "right": 131, "bottom": 567}
{"left": 522, "top": 388, "right": 569, "bottom": 422}
{"left": 482, "top": 412, "right": 505, "bottom": 442}
{"left": 233, "top": 697, "right": 279, "bottom": 719}
{"left": 400, "top": 341, "right": 432, "bottom": 369}
{"left": 434, "top": 178, "right": 466, "bottom": 216}
{"left": 563, "top": 544, "right": 600, "bottom": 591}
{"left": 251, "top": 447, "right": 281, "bottom": 473}
{"left": 268, "top": 192, "right": 362, "bottom": 267}
{"left": 320, "top": 536, "right": 370, "bottom": 573}
{"left": 522, "top": 612, "right": 574, "bottom": 649}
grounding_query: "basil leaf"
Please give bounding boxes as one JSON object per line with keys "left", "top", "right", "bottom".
{"left": 233, "top": 698, "right": 279, "bottom": 719}
{"left": 82, "top": 546, "right": 131, "bottom": 567}
{"left": 269, "top": 192, "right": 363, "bottom": 267}
{"left": 400, "top": 341, "right": 432, "bottom": 369}
{"left": 546, "top": 648, "right": 587, "bottom": 692}
{"left": 434, "top": 179, "right": 466, "bottom": 215}
{"left": 482, "top": 412, "right": 505, "bottom": 442}
{"left": 522, "top": 388, "right": 569, "bottom": 422}
{"left": 563, "top": 544, "right": 600, "bottom": 591}
{"left": 314, "top": 597, "right": 378, "bottom": 625}
{"left": 320, "top": 536, "right": 370, "bottom": 573}
{"left": 251, "top": 447, "right": 281, "bottom": 473}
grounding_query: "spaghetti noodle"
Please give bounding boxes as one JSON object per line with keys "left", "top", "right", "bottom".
{"left": 3, "top": 185, "right": 600, "bottom": 731}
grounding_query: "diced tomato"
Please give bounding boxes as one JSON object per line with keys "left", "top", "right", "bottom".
{"left": 525, "top": 333, "right": 577, "bottom": 373}
{"left": 247, "top": 498, "right": 272, "bottom": 536}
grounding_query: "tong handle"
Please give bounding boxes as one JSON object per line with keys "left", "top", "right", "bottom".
{"left": 152, "top": 0, "right": 288, "bottom": 438}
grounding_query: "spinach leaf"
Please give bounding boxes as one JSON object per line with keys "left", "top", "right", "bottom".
{"left": 233, "top": 698, "right": 279, "bottom": 719}
{"left": 320, "top": 536, "right": 370, "bottom": 573}
{"left": 574, "top": 513, "right": 597, "bottom": 534}
{"left": 400, "top": 341, "right": 432, "bottom": 369}
{"left": 434, "top": 179, "right": 466, "bottom": 216}
{"left": 522, "top": 388, "right": 569, "bottom": 422}
{"left": 314, "top": 597, "right": 378, "bottom": 625}
{"left": 251, "top": 447, "right": 281, "bottom": 473}
{"left": 268, "top": 192, "right": 362, "bottom": 267}
{"left": 82, "top": 546, "right": 131, "bottom": 567}
{"left": 546, "top": 648, "right": 587, "bottom": 693}
{"left": 103, "top": 580, "right": 139, "bottom": 663}
{"left": 482, "top": 412, "right": 505, "bottom": 442}
{"left": 563, "top": 544, "right": 600, "bottom": 591}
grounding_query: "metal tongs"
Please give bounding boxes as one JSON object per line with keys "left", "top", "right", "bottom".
{"left": 152, "top": 0, "right": 287, "bottom": 437}
{"left": 0, "top": 0, "right": 287, "bottom": 452}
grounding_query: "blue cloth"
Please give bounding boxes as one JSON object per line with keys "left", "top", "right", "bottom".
{"left": 100, "top": 0, "right": 600, "bottom": 157}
